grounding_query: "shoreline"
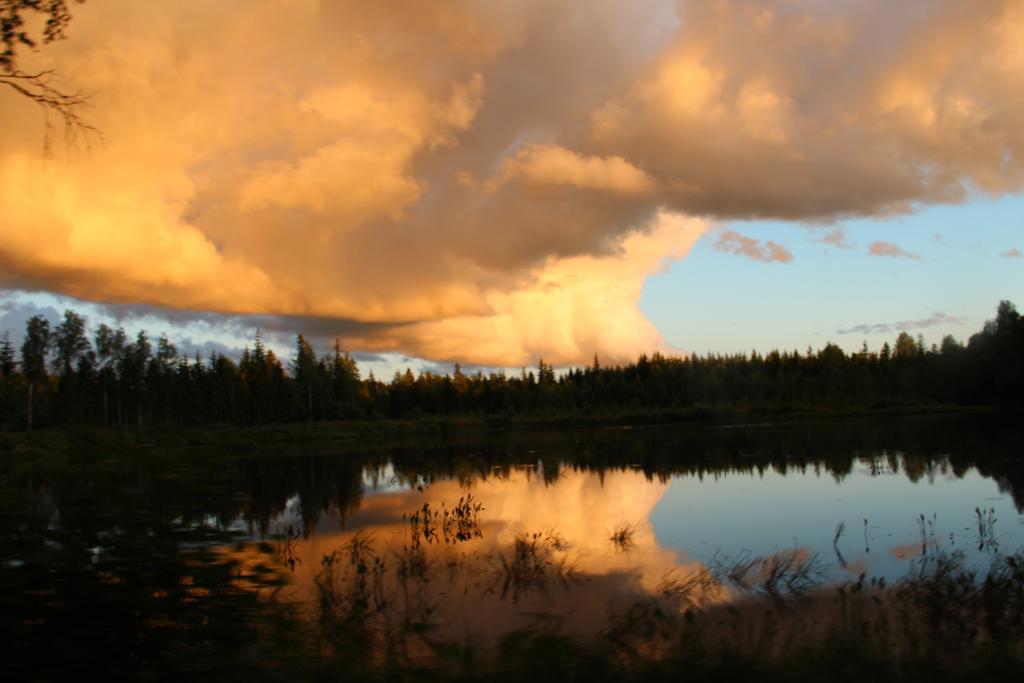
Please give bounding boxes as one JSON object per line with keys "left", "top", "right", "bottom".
{"left": 1, "top": 402, "right": 1002, "bottom": 455}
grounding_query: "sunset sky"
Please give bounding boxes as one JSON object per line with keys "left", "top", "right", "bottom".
{"left": 1, "top": 0, "right": 1022, "bottom": 371}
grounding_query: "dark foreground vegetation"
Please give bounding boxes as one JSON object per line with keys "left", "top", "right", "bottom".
{"left": 1, "top": 301, "right": 1022, "bottom": 432}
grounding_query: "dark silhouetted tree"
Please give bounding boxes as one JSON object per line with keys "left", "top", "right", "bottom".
{"left": 291, "top": 334, "right": 317, "bottom": 421}
{"left": 0, "top": 330, "right": 17, "bottom": 431}
{"left": 94, "top": 322, "right": 125, "bottom": 426}
{"left": 328, "top": 340, "right": 360, "bottom": 418}
{"left": 894, "top": 332, "right": 918, "bottom": 359}
{"left": 52, "top": 309, "right": 91, "bottom": 419}
{"left": 52, "top": 309, "right": 89, "bottom": 376}
{"left": 1, "top": 300, "right": 1021, "bottom": 431}
{"left": 0, "top": 330, "right": 14, "bottom": 377}
{"left": 120, "top": 330, "right": 151, "bottom": 426}
{"left": 20, "top": 314, "right": 50, "bottom": 431}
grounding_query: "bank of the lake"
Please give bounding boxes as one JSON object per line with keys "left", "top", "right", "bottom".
{"left": 0, "top": 401, "right": 1002, "bottom": 458}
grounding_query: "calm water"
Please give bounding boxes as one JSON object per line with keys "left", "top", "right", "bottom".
{"left": 4, "top": 414, "right": 1023, "bottom": 677}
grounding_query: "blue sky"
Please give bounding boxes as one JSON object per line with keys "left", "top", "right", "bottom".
{"left": 643, "top": 195, "right": 1024, "bottom": 356}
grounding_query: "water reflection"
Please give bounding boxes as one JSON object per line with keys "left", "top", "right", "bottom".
{"left": 290, "top": 468, "right": 682, "bottom": 583}
{"left": 3, "top": 414, "right": 1024, "bottom": 677}
{"left": 238, "top": 441, "right": 1024, "bottom": 658}
{"left": 242, "top": 468, "right": 716, "bottom": 657}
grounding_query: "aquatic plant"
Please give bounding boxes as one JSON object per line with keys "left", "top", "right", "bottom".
{"left": 488, "top": 531, "right": 581, "bottom": 603}
{"left": 402, "top": 492, "right": 484, "bottom": 549}
{"left": 976, "top": 506, "right": 999, "bottom": 552}
{"left": 712, "top": 547, "right": 826, "bottom": 607}
{"left": 608, "top": 523, "right": 637, "bottom": 552}
{"left": 252, "top": 516, "right": 1024, "bottom": 679}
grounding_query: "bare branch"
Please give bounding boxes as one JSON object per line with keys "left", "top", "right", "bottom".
{"left": 1, "top": 68, "right": 98, "bottom": 153}
{"left": 2, "top": 1, "right": 94, "bottom": 154}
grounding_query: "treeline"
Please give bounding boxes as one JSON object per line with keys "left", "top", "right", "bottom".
{"left": 0, "top": 301, "right": 1021, "bottom": 431}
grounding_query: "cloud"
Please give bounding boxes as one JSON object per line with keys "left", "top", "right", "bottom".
{"left": 350, "top": 351, "right": 387, "bottom": 364}
{"left": 713, "top": 230, "right": 792, "bottom": 263}
{"left": 587, "top": 0, "right": 1024, "bottom": 219}
{"left": 1002, "top": 247, "right": 1022, "bottom": 258}
{"left": 175, "top": 337, "right": 245, "bottom": 362}
{"left": 1, "top": 1, "right": 1023, "bottom": 365}
{"left": 0, "top": 300, "right": 62, "bottom": 347}
{"left": 867, "top": 241, "right": 920, "bottom": 260}
{"left": 342, "top": 211, "right": 706, "bottom": 366}
{"left": 818, "top": 228, "right": 852, "bottom": 249}
{"left": 0, "top": 0, "right": 691, "bottom": 365}
{"left": 838, "top": 311, "right": 967, "bottom": 336}
{"left": 0, "top": 291, "right": 257, "bottom": 361}
{"left": 497, "top": 144, "right": 656, "bottom": 195}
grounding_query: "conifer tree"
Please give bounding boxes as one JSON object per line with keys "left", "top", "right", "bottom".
{"left": 20, "top": 315, "right": 50, "bottom": 431}
{"left": 0, "top": 331, "right": 15, "bottom": 377}
{"left": 291, "top": 334, "right": 317, "bottom": 420}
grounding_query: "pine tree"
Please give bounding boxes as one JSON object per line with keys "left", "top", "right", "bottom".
{"left": 291, "top": 334, "right": 317, "bottom": 420}
{"left": 0, "top": 331, "right": 15, "bottom": 378}
{"left": 95, "top": 324, "right": 127, "bottom": 427}
{"left": 20, "top": 315, "right": 51, "bottom": 431}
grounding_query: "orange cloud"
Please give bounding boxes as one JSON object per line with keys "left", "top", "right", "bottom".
{"left": 1, "top": 0, "right": 1023, "bottom": 365}
{"left": 713, "top": 230, "right": 793, "bottom": 263}
{"left": 587, "top": 0, "right": 1024, "bottom": 219}
{"left": 345, "top": 211, "right": 706, "bottom": 366}
{"left": 498, "top": 144, "right": 655, "bottom": 196}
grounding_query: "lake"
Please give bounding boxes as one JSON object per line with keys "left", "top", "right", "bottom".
{"left": 4, "top": 414, "right": 1023, "bottom": 679}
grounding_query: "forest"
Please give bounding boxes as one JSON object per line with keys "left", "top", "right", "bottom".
{"left": 0, "top": 300, "right": 1021, "bottom": 431}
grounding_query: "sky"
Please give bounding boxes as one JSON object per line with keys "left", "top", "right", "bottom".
{"left": 0, "top": 0, "right": 1022, "bottom": 373}
{"left": 644, "top": 194, "right": 1024, "bottom": 356}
